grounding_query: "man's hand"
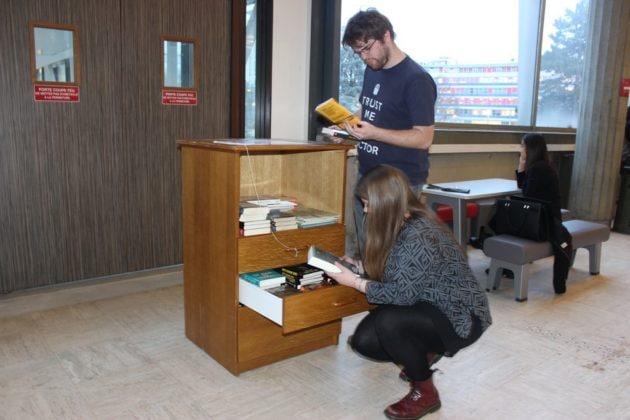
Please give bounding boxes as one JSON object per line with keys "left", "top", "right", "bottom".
{"left": 344, "top": 121, "right": 434, "bottom": 149}
{"left": 343, "top": 120, "right": 371, "bottom": 141}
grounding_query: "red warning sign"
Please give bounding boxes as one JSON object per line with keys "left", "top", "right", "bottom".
{"left": 34, "top": 85, "right": 80, "bottom": 102}
{"left": 619, "top": 79, "right": 630, "bottom": 97}
{"left": 162, "top": 90, "right": 197, "bottom": 106}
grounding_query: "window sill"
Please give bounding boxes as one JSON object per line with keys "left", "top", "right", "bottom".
{"left": 429, "top": 143, "right": 575, "bottom": 154}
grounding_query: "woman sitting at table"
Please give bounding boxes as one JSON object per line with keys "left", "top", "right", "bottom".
{"left": 517, "top": 132, "right": 573, "bottom": 294}
{"left": 325, "top": 164, "right": 492, "bottom": 420}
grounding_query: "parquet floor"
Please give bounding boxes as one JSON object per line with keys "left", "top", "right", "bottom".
{"left": 1, "top": 233, "right": 629, "bottom": 419}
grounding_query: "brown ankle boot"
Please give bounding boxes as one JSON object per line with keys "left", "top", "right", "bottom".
{"left": 385, "top": 377, "right": 441, "bottom": 420}
{"left": 398, "top": 353, "right": 443, "bottom": 382}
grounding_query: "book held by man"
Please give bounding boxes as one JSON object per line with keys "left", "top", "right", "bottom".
{"left": 321, "top": 127, "right": 358, "bottom": 141}
{"left": 315, "top": 98, "right": 361, "bottom": 127}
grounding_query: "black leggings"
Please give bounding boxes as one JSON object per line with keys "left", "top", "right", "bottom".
{"left": 350, "top": 303, "right": 449, "bottom": 382}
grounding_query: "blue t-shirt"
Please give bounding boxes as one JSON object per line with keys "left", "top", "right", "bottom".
{"left": 357, "top": 56, "right": 437, "bottom": 184}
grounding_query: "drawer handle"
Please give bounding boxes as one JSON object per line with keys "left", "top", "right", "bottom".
{"left": 332, "top": 296, "right": 357, "bottom": 307}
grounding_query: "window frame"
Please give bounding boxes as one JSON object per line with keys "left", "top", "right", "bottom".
{"left": 160, "top": 35, "right": 199, "bottom": 91}
{"left": 230, "top": 0, "right": 273, "bottom": 138}
{"left": 312, "top": 1, "right": 586, "bottom": 135}
{"left": 308, "top": 0, "right": 342, "bottom": 140}
{"left": 29, "top": 21, "right": 81, "bottom": 86}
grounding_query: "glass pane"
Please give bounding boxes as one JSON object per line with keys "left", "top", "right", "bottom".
{"left": 340, "top": 0, "right": 523, "bottom": 126}
{"left": 244, "top": 0, "right": 257, "bottom": 138}
{"left": 339, "top": 0, "right": 589, "bottom": 128}
{"left": 163, "top": 40, "right": 195, "bottom": 88}
{"left": 536, "top": 0, "right": 589, "bottom": 129}
{"left": 34, "top": 27, "right": 75, "bottom": 83}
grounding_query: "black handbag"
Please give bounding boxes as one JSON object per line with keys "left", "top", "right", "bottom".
{"left": 489, "top": 196, "right": 550, "bottom": 241}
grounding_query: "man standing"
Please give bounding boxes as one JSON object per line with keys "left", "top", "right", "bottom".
{"left": 341, "top": 8, "right": 437, "bottom": 249}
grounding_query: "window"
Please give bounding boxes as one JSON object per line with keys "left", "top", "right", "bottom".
{"left": 162, "top": 36, "right": 197, "bottom": 89}
{"left": 338, "top": 0, "right": 589, "bottom": 130}
{"left": 536, "top": 0, "right": 589, "bottom": 128}
{"left": 29, "top": 22, "right": 80, "bottom": 84}
{"left": 243, "top": 0, "right": 272, "bottom": 138}
{"left": 245, "top": 0, "right": 257, "bottom": 137}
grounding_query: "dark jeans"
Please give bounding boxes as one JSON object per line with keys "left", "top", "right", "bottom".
{"left": 349, "top": 303, "right": 448, "bottom": 381}
{"left": 553, "top": 248, "right": 571, "bottom": 282}
{"left": 551, "top": 219, "right": 573, "bottom": 291}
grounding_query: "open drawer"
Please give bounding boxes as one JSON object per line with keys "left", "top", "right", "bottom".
{"left": 239, "top": 279, "right": 371, "bottom": 334}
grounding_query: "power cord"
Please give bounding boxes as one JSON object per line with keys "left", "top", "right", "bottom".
{"left": 242, "top": 144, "right": 299, "bottom": 257}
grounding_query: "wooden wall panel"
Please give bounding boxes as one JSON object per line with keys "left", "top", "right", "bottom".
{"left": 0, "top": 0, "right": 124, "bottom": 293}
{"left": 0, "top": 0, "right": 231, "bottom": 293}
{"left": 120, "top": 0, "right": 231, "bottom": 271}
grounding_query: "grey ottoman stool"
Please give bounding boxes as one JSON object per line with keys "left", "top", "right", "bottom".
{"left": 483, "top": 219, "right": 610, "bottom": 301}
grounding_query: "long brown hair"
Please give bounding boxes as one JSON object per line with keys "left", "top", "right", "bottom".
{"left": 356, "top": 165, "right": 436, "bottom": 279}
{"left": 522, "top": 132, "right": 552, "bottom": 170}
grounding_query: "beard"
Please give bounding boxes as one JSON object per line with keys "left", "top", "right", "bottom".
{"left": 363, "top": 45, "right": 390, "bottom": 70}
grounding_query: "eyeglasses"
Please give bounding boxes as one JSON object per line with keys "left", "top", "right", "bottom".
{"left": 353, "top": 39, "right": 377, "bottom": 56}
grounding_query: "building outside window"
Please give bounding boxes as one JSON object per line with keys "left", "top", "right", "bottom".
{"left": 339, "top": 0, "right": 589, "bottom": 130}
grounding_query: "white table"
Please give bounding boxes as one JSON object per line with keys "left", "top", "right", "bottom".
{"left": 422, "top": 178, "right": 521, "bottom": 245}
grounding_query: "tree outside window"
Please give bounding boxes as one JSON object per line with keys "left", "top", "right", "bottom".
{"left": 536, "top": 0, "right": 588, "bottom": 128}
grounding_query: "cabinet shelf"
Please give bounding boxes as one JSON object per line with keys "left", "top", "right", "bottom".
{"left": 178, "top": 139, "right": 371, "bottom": 375}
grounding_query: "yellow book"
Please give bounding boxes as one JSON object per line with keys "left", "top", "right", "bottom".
{"left": 315, "top": 98, "right": 361, "bottom": 126}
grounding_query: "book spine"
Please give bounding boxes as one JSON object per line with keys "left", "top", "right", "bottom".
{"left": 284, "top": 276, "right": 302, "bottom": 289}
{"left": 282, "top": 272, "right": 304, "bottom": 282}
{"left": 281, "top": 268, "right": 300, "bottom": 277}
{"left": 240, "top": 275, "right": 261, "bottom": 286}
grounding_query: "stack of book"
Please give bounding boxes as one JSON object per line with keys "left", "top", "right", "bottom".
{"left": 239, "top": 200, "right": 271, "bottom": 236}
{"left": 281, "top": 263, "right": 324, "bottom": 289}
{"left": 268, "top": 210, "right": 298, "bottom": 232}
{"left": 291, "top": 206, "right": 339, "bottom": 229}
{"left": 239, "top": 268, "right": 285, "bottom": 289}
{"left": 241, "top": 195, "right": 298, "bottom": 211}
{"left": 239, "top": 220, "right": 271, "bottom": 236}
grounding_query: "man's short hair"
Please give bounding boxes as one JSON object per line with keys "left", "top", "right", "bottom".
{"left": 342, "top": 8, "right": 395, "bottom": 47}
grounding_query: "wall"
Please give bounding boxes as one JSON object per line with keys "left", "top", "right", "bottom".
{"left": 270, "top": 0, "right": 312, "bottom": 140}
{"left": 0, "top": 0, "right": 231, "bottom": 293}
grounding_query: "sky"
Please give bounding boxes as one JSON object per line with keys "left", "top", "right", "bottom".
{"left": 341, "top": 0, "right": 581, "bottom": 64}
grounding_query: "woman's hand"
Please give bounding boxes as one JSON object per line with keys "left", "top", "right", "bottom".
{"left": 339, "top": 255, "right": 364, "bottom": 275}
{"left": 325, "top": 262, "right": 369, "bottom": 293}
{"left": 324, "top": 263, "right": 357, "bottom": 287}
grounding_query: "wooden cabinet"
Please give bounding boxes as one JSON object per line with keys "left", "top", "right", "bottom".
{"left": 177, "top": 139, "right": 371, "bottom": 375}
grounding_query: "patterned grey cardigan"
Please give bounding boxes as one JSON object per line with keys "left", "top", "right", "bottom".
{"left": 365, "top": 216, "right": 492, "bottom": 339}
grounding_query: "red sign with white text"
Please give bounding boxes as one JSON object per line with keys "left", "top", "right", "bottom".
{"left": 162, "top": 90, "right": 198, "bottom": 106}
{"left": 620, "top": 79, "right": 630, "bottom": 97}
{"left": 34, "top": 85, "right": 80, "bottom": 102}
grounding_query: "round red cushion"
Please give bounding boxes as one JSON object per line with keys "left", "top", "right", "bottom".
{"left": 435, "top": 202, "right": 479, "bottom": 222}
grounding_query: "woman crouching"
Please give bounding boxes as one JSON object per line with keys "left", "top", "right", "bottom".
{"left": 325, "top": 165, "right": 492, "bottom": 420}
